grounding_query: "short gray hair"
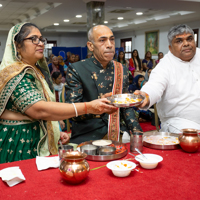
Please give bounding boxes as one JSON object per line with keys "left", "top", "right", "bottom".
{"left": 167, "top": 24, "right": 194, "bottom": 45}
{"left": 88, "top": 27, "right": 94, "bottom": 43}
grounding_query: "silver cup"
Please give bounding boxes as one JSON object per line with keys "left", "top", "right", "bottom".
{"left": 130, "top": 132, "right": 143, "bottom": 153}
{"left": 58, "top": 145, "right": 74, "bottom": 163}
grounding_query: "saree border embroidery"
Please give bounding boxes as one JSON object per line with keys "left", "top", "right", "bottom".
{"left": 12, "top": 89, "right": 45, "bottom": 113}
{"left": 0, "top": 119, "right": 34, "bottom": 125}
{"left": 108, "top": 61, "right": 123, "bottom": 141}
{"left": 0, "top": 68, "right": 26, "bottom": 116}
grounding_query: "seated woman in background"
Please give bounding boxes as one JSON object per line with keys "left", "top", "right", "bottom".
{"left": 0, "top": 22, "right": 117, "bottom": 164}
{"left": 142, "top": 51, "right": 154, "bottom": 71}
{"left": 129, "top": 49, "right": 144, "bottom": 77}
{"left": 52, "top": 71, "right": 66, "bottom": 130}
{"left": 117, "top": 51, "right": 129, "bottom": 68}
{"left": 155, "top": 52, "right": 164, "bottom": 65}
{"left": 52, "top": 72, "right": 64, "bottom": 102}
{"left": 64, "top": 51, "right": 71, "bottom": 66}
{"left": 58, "top": 55, "right": 68, "bottom": 75}
{"left": 48, "top": 53, "right": 54, "bottom": 64}
{"left": 128, "top": 75, "right": 144, "bottom": 93}
{"left": 74, "top": 54, "right": 80, "bottom": 62}
{"left": 67, "top": 54, "right": 75, "bottom": 66}
{"left": 144, "top": 68, "right": 153, "bottom": 81}
{"left": 48, "top": 56, "right": 65, "bottom": 82}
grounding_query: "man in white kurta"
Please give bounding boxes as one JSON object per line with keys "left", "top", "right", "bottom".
{"left": 136, "top": 24, "right": 200, "bottom": 133}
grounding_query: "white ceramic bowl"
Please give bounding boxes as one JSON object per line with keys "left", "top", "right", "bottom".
{"left": 135, "top": 154, "right": 163, "bottom": 169}
{"left": 106, "top": 160, "right": 136, "bottom": 177}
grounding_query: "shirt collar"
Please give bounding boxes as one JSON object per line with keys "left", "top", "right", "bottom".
{"left": 91, "top": 56, "right": 113, "bottom": 69}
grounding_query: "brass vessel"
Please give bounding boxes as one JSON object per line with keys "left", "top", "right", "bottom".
{"left": 59, "top": 151, "right": 90, "bottom": 184}
{"left": 179, "top": 129, "right": 200, "bottom": 153}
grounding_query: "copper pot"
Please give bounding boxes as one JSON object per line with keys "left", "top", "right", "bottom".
{"left": 59, "top": 151, "right": 90, "bottom": 184}
{"left": 179, "top": 129, "right": 200, "bottom": 153}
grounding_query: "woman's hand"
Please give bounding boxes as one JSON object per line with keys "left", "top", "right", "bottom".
{"left": 87, "top": 98, "right": 117, "bottom": 115}
{"left": 134, "top": 90, "right": 150, "bottom": 108}
{"left": 60, "top": 131, "right": 70, "bottom": 144}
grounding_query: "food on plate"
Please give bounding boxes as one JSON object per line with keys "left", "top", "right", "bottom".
{"left": 114, "top": 162, "right": 133, "bottom": 169}
{"left": 143, "top": 135, "right": 179, "bottom": 145}
{"left": 113, "top": 97, "right": 142, "bottom": 104}
{"left": 92, "top": 139, "right": 112, "bottom": 146}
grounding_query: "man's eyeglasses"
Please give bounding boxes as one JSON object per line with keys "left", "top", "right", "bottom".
{"left": 23, "top": 36, "right": 47, "bottom": 45}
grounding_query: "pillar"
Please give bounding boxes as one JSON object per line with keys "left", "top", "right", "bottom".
{"left": 86, "top": 1, "right": 105, "bottom": 34}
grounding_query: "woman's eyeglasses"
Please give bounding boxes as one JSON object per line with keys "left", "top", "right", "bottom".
{"left": 23, "top": 36, "right": 47, "bottom": 45}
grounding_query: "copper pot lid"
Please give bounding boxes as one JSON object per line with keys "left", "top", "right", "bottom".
{"left": 181, "top": 128, "right": 200, "bottom": 133}
{"left": 63, "top": 151, "right": 87, "bottom": 160}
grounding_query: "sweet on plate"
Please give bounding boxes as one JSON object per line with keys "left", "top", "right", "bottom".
{"left": 107, "top": 160, "right": 136, "bottom": 177}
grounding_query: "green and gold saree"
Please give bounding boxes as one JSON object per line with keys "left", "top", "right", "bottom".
{"left": 0, "top": 23, "right": 60, "bottom": 163}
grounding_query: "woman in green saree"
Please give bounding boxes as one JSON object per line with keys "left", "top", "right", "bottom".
{"left": 0, "top": 22, "right": 117, "bottom": 163}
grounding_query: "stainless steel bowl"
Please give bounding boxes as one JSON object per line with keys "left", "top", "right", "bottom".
{"left": 99, "top": 146, "right": 116, "bottom": 155}
{"left": 80, "top": 144, "right": 97, "bottom": 155}
{"left": 107, "top": 93, "right": 145, "bottom": 108}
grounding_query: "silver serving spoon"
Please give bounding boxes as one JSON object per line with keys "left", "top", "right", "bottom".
{"left": 129, "top": 152, "right": 144, "bottom": 161}
{"left": 135, "top": 148, "right": 148, "bottom": 160}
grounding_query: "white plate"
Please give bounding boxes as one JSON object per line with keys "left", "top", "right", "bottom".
{"left": 107, "top": 93, "right": 145, "bottom": 108}
{"left": 92, "top": 139, "right": 112, "bottom": 146}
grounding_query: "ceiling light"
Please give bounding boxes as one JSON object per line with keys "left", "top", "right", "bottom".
{"left": 54, "top": 23, "right": 59, "bottom": 26}
{"left": 154, "top": 15, "right": 170, "bottom": 20}
{"left": 76, "top": 15, "right": 82, "bottom": 18}
{"left": 94, "top": 8, "right": 101, "bottom": 12}
{"left": 178, "top": 11, "right": 195, "bottom": 15}
{"left": 0, "top": 4, "right": 2, "bottom": 7}
{"left": 136, "top": 12, "right": 143, "bottom": 15}
{"left": 104, "top": 21, "right": 108, "bottom": 24}
{"left": 117, "top": 17, "right": 124, "bottom": 20}
{"left": 64, "top": 19, "right": 70, "bottom": 22}
{"left": 134, "top": 19, "right": 147, "bottom": 24}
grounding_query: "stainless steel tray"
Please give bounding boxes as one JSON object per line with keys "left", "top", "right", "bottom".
{"left": 143, "top": 131, "right": 180, "bottom": 150}
{"left": 78, "top": 141, "right": 128, "bottom": 161}
{"left": 107, "top": 93, "right": 145, "bottom": 108}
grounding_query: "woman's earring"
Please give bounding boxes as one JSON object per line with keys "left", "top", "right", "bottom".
{"left": 17, "top": 52, "right": 22, "bottom": 60}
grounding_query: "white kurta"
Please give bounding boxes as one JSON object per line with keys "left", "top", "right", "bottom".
{"left": 141, "top": 48, "right": 200, "bottom": 133}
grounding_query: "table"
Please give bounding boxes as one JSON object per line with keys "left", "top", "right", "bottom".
{"left": 1, "top": 144, "right": 200, "bottom": 200}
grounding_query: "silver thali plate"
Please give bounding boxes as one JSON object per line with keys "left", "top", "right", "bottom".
{"left": 78, "top": 141, "right": 128, "bottom": 162}
{"left": 143, "top": 131, "right": 180, "bottom": 150}
{"left": 107, "top": 93, "right": 145, "bottom": 108}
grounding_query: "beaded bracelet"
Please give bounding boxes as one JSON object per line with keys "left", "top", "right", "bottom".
{"left": 72, "top": 103, "right": 78, "bottom": 117}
